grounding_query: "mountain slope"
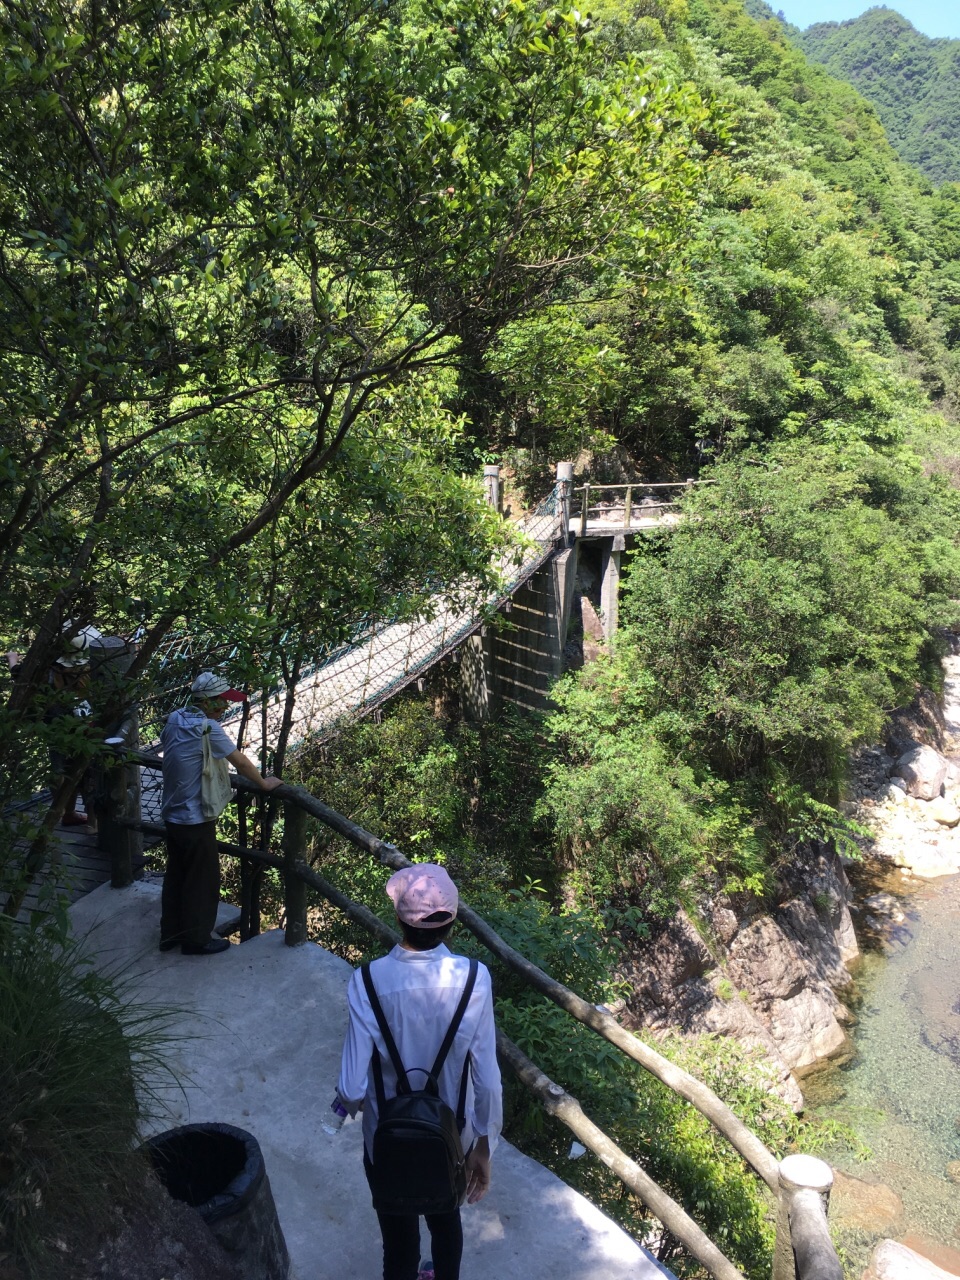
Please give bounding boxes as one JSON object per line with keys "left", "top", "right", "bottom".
{"left": 795, "top": 7, "right": 960, "bottom": 185}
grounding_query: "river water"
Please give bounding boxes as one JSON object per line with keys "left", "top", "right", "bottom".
{"left": 803, "top": 865, "right": 960, "bottom": 1255}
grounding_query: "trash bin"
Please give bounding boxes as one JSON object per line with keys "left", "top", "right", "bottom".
{"left": 144, "top": 1123, "right": 291, "bottom": 1280}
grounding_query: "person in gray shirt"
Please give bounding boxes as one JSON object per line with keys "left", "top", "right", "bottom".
{"left": 159, "top": 671, "right": 281, "bottom": 956}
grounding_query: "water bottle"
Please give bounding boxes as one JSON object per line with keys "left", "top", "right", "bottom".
{"left": 322, "top": 1096, "right": 349, "bottom": 1136}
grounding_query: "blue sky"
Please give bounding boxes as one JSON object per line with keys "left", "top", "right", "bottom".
{"left": 774, "top": 2, "right": 960, "bottom": 39}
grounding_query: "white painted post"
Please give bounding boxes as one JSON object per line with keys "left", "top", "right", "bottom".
{"left": 483, "top": 465, "right": 501, "bottom": 511}
{"left": 772, "top": 1155, "right": 841, "bottom": 1280}
{"left": 556, "top": 461, "right": 573, "bottom": 543}
{"left": 600, "top": 536, "right": 623, "bottom": 641}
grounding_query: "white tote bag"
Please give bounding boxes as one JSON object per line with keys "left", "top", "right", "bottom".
{"left": 200, "top": 724, "right": 233, "bottom": 820}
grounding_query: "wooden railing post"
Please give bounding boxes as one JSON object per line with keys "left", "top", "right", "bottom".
{"left": 772, "top": 1155, "right": 840, "bottom": 1280}
{"left": 483, "top": 464, "right": 501, "bottom": 511}
{"left": 282, "top": 799, "right": 308, "bottom": 946}
{"left": 100, "top": 712, "right": 142, "bottom": 889}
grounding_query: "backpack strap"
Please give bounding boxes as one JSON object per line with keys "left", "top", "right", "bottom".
{"left": 361, "top": 957, "right": 479, "bottom": 1116}
{"left": 429, "top": 958, "right": 478, "bottom": 1081}
{"left": 362, "top": 964, "right": 411, "bottom": 1096}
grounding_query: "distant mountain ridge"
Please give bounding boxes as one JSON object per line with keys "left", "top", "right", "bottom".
{"left": 789, "top": 6, "right": 960, "bottom": 184}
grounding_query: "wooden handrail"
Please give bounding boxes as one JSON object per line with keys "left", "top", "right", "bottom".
{"left": 571, "top": 480, "right": 713, "bottom": 492}
{"left": 127, "top": 752, "right": 778, "bottom": 1190}
{"left": 124, "top": 757, "right": 844, "bottom": 1279}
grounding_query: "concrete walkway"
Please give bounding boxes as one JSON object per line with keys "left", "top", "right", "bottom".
{"left": 69, "top": 881, "right": 670, "bottom": 1280}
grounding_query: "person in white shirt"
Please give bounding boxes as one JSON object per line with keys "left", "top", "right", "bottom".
{"left": 338, "top": 864, "right": 502, "bottom": 1280}
{"left": 159, "top": 671, "right": 280, "bottom": 956}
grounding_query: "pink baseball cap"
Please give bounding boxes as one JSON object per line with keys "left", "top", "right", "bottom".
{"left": 386, "top": 864, "right": 458, "bottom": 927}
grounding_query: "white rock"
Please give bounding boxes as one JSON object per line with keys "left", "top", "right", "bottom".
{"left": 896, "top": 745, "right": 948, "bottom": 801}
{"left": 927, "top": 797, "right": 960, "bottom": 828}
{"left": 867, "top": 1239, "right": 959, "bottom": 1280}
{"left": 877, "top": 782, "right": 907, "bottom": 805}
{"left": 892, "top": 841, "right": 960, "bottom": 879}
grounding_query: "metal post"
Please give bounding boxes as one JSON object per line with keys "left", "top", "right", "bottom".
{"left": 580, "top": 483, "right": 590, "bottom": 538}
{"left": 772, "top": 1155, "right": 840, "bottom": 1280}
{"left": 483, "top": 464, "right": 501, "bottom": 511}
{"left": 556, "top": 461, "right": 573, "bottom": 543}
{"left": 282, "top": 799, "right": 308, "bottom": 947}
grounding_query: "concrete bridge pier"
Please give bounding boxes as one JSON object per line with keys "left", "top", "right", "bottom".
{"left": 460, "top": 627, "right": 500, "bottom": 723}
{"left": 600, "top": 534, "right": 624, "bottom": 641}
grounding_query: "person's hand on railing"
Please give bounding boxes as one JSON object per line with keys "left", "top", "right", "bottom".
{"left": 227, "top": 749, "right": 284, "bottom": 793}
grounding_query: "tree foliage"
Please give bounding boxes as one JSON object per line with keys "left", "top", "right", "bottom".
{"left": 0, "top": 0, "right": 711, "bottom": 819}
{"left": 540, "top": 448, "right": 960, "bottom": 917}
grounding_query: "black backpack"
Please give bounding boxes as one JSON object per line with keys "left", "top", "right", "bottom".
{"left": 361, "top": 958, "right": 478, "bottom": 1216}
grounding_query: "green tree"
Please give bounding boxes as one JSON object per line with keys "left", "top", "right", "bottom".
{"left": 541, "top": 447, "right": 960, "bottom": 917}
{"left": 0, "top": 0, "right": 712, "bottom": 851}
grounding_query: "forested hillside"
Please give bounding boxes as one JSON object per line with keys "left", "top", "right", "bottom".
{"left": 5, "top": 0, "right": 960, "bottom": 1274}
{"left": 793, "top": 7, "right": 960, "bottom": 185}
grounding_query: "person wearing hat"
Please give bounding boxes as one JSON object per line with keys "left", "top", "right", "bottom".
{"left": 159, "top": 671, "right": 281, "bottom": 956}
{"left": 337, "top": 863, "right": 502, "bottom": 1280}
{"left": 7, "top": 621, "right": 103, "bottom": 826}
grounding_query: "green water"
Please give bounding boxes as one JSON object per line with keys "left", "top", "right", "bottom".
{"left": 803, "top": 869, "right": 960, "bottom": 1247}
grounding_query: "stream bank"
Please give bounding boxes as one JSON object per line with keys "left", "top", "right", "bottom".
{"left": 799, "top": 650, "right": 960, "bottom": 1275}
{"left": 800, "top": 864, "right": 960, "bottom": 1274}
{"left": 616, "top": 649, "right": 960, "bottom": 1274}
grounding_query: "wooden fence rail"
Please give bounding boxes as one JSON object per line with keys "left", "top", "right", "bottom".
{"left": 116, "top": 752, "right": 838, "bottom": 1280}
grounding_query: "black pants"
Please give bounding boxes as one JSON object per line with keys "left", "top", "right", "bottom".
{"left": 160, "top": 821, "right": 220, "bottom": 947}
{"left": 363, "top": 1152, "right": 463, "bottom": 1280}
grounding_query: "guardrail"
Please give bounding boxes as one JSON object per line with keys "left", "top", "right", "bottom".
{"left": 103, "top": 746, "right": 841, "bottom": 1280}
{"left": 572, "top": 480, "right": 712, "bottom": 536}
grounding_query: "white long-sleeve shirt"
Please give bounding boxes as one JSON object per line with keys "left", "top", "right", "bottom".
{"left": 338, "top": 943, "right": 502, "bottom": 1162}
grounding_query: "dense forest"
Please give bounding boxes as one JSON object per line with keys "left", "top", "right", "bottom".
{"left": 4, "top": 0, "right": 960, "bottom": 1274}
{"left": 790, "top": 6, "right": 960, "bottom": 186}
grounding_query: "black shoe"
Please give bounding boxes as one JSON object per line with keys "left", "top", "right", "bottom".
{"left": 181, "top": 938, "right": 231, "bottom": 956}
{"left": 158, "top": 937, "right": 179, "bottom": 952}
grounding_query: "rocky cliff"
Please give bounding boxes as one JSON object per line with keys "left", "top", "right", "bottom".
{"left": 617, "top": 648, "right": 960, "bottom": 1109}
{"left": 618, "top": 844, "right": 859, "bottom": 1110}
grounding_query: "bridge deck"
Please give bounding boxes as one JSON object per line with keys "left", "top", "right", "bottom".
{"left": 578, "top": 512, "right": 681, "bottom": 538}
{"left": 2, "top": 798, "right": 115, "bottom": 923}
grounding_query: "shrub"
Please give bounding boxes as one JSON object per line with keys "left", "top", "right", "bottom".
{"left": 0, "top": 922, "right": 173, "bottom": 1276}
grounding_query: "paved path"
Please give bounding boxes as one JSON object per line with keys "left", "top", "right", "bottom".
{"left": 69, "top": 880, "right": 672, "bottom": 1280}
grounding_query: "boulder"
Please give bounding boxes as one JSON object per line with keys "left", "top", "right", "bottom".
{"left": 946, "top": 1161, "right": 960, "bottom": 1185}
{"left": 865, "top": 1239, "right": 960, "bottom": 1280}
{"left": 896, "top": 745, "right": 948, "bottom": 801}
{"left": 832, "top": 1170, "right": 903, "bottom": 1235}
{"left": 893, "top": 840, "right": 960, "bottom": 879}
{"left": 927, "top": 797, "right": 960, "bottom": 828}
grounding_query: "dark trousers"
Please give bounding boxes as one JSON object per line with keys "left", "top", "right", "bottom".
{"left": 160, "top": 821, "right": 220, "bottom": 947}
{"left": 363, "top": 1153, "right": 463, "bottom": 1280}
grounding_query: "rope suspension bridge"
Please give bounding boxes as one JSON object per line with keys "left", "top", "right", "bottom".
{"left": 140, "top": 468, "right": 708, "bottom": 769}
